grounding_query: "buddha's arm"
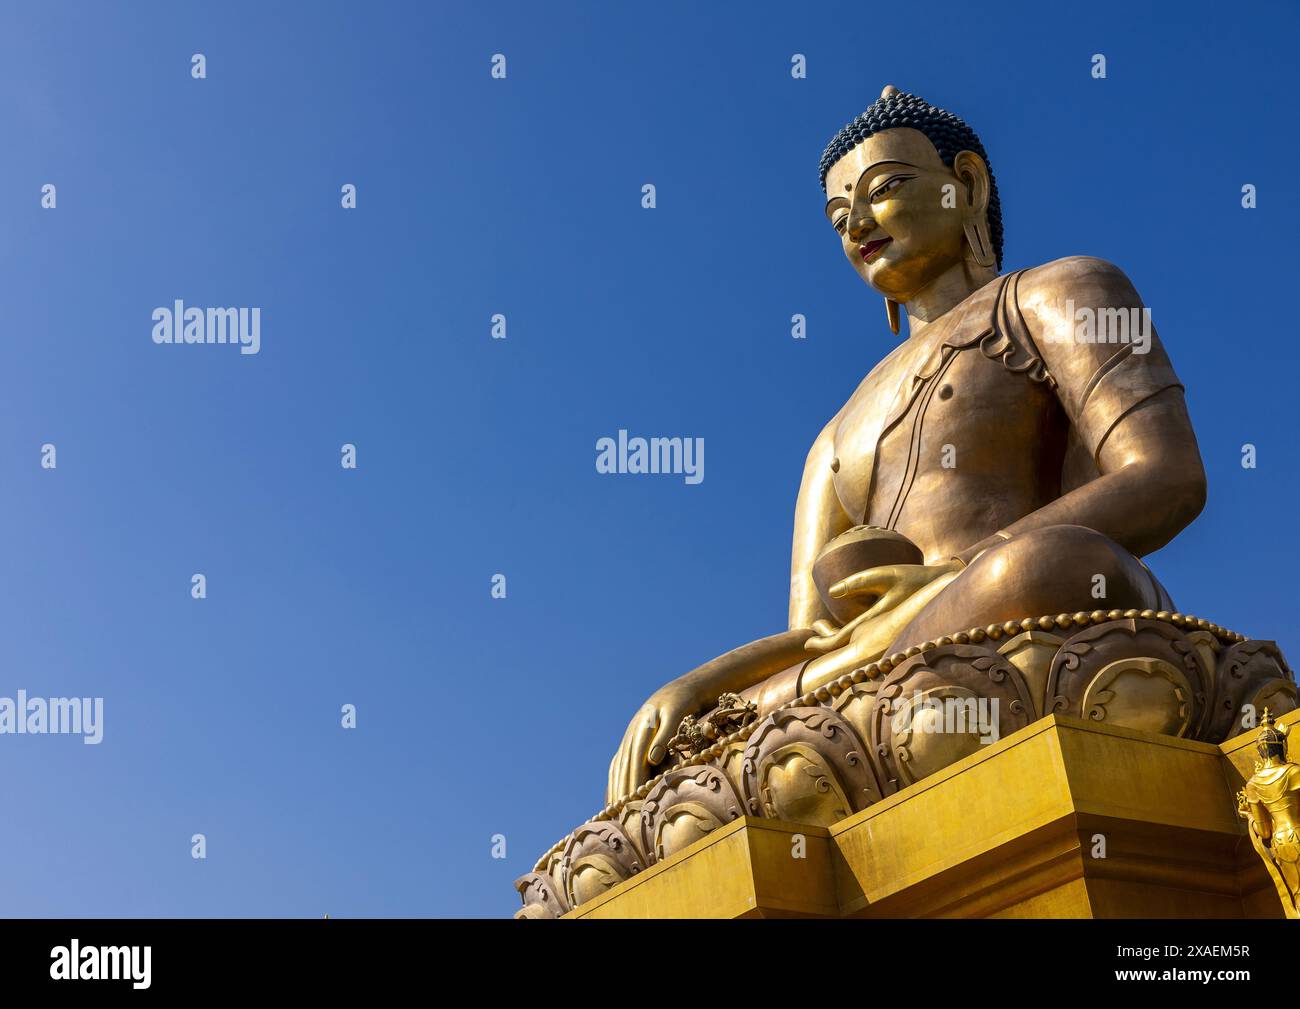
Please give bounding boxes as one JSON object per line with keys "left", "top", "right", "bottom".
{"left": 956, "top": 256, "right": 1206, "bottom": 566}
{"left": 607, "top": 422, "right": 849, "bottom": 803}
{"left": 658, "top": 422, "right": 850, "bottom": 705}
{"left": 953, "top": 390, "right": 1205, "bottom": 565}
{"left": 788, "top": 419, "right": 853, "bottom": 629}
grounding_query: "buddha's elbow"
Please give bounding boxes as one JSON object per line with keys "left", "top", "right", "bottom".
{"left": 1156, "top": 458, "right": 1207, "bottom": 534}
{"left": 1185, "top": 468, "right": 1208, "bottom": 525}
{"left": 1118, "top": 453, "right": 1205, "bottom": 554}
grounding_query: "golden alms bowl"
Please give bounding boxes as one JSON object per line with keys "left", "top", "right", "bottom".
{"left": 812, "top": 525, "right": 924, "bottom": 625}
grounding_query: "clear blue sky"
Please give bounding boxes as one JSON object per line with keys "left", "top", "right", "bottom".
{"left": 0, "top": 0, "right": 1296, "bottom": 917}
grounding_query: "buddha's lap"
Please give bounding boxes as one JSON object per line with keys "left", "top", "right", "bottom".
{"left": 730, "top": 525, "right": 1170, "bottom": 707}
{"left": 884, "top": 524, "right": 1171, "bottom": 652}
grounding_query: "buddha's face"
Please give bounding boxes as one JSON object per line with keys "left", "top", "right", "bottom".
{"left": 823, "top": 128, "right": 984, "bottom": 304}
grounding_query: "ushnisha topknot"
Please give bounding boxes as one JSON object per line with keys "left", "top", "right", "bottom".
{"left": 819, "top": 85, "right": 1003, "bottom": 269}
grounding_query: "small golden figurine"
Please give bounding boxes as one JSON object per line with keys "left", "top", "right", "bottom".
{"left": 1238, "top": 710, "right": 1300, "bottom": 917}
{"left": 665, "top": 693, "right": 758, "bottom": 761}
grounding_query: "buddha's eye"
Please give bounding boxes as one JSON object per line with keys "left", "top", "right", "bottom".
{"left": 832, "top": 213, "right": 848, "bottom": 235}
{"left": 869, "top": 175, "right": 913, "bottom": 202}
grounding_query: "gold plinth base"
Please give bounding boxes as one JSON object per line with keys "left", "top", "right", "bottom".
{"left": 566, "top": 714, "right": 1285, "bottom": 918}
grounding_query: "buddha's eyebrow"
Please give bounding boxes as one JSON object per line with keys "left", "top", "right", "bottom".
{"left": 826, "top": 159, "right": 920, "bottom": 217}
{"left": 854, "top": 160, "right": 917, "bottom": 190}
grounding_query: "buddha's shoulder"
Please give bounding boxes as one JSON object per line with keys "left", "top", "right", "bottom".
{"left": 1015, "top": 256, "right": 1140, "bottom": 308}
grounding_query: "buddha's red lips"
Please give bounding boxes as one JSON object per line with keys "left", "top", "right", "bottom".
{"left": 860, "top": 238, "right": 891, "bottom": 262}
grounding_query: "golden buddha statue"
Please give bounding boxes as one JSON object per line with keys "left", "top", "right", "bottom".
{"left": 1238, "top": 711, "right": 1300, "bottom": 917}
{"left": 517, "top": 86, "right": 1298, "bottom": 917}
{"left": 607, "top": 85, "right": 1211, "bottom": 803}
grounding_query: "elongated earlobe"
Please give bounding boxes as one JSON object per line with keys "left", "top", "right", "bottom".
{"left": 952, "top": 150, "right": 996, "bottom": 270}
{"left": 963, "top": 218, "right": 996, "bottom": 268}
{"left": 885, "top": 297, "right": 901, "bottom": 335}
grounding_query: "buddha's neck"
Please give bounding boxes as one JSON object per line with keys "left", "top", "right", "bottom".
{"left": 903, "top": 260, "right": 999, "bottom": 340}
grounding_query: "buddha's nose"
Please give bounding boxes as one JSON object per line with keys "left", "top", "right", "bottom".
{"left": 847, "top": 214, "right": 875, "bottom": 243}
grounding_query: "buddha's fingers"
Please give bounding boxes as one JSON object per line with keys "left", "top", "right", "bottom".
{"left": 859, "top": 582, "right": 912, "bottom": 622}
{"left": 646, "top": 723, "right": 674, "bottom": 771}
{"left": 609, "top": 713, "right": 646, "bottom": 805}
{"left": 801, "top": 574, "right": 963, "bottom": 698}
{"left": 806, "top": 610, "right": 873, "bottom": 653}
{"left": 620, "top": 716, "right": 658, "bottom": 801}
{"left": 829, "top": 564, "right": 900, "bottom": 600}
{"left": 607, "top": 742, "right": 621, "bottom": 806}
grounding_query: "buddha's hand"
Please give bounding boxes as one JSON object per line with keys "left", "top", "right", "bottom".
{"left": 806, "top": 560, "right": 962, "bottom": 653}
{"left": 607, "top": 683, "right": 696, "bottom": 805}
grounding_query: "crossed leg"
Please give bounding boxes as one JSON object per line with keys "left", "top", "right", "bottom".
{"left": 795, "top": 524, "right": 1172, "bottom": 700}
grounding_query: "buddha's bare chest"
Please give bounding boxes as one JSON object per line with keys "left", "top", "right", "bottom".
{"left": 829, "top": 319, "right": 1061, "bottom": 545}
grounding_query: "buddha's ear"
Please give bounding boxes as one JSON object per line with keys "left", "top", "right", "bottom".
{"left": 953, "top": 150, "right": 994, "bottom": 268}
{"left": 952, "top": 149, "right": 990, "bottom": 216}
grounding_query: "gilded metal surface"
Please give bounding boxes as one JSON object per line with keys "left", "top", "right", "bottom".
{"left": 518, "top": 608, "right": 1293, "bottom": 917}
{"left": 519, "top": 85, "right": 1299, "bottom": 918}
{"left": 665, "top": 692, "right": 758, "bottom": 760}
{"left": 640, "top": 764, "right": 744, "bottom": 861}
{"left": 606, "top": 85, "right": 1210, "bottom": 804}
{"left": 557, "top": 820, "right": 642, "bottom": 910}
{"left": 1238, "top": 711, "right": 1300, "bottom": 918}
{"left": 566, "top": 717, "right": 1290, "bottom": 919}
